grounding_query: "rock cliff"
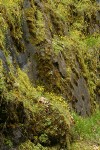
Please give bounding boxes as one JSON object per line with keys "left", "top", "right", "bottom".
{"left": 0, "top": 0, "right": 100, "bottom": 149}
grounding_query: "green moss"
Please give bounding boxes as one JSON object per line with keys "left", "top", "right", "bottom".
{"left": 0, "top": 0, "right": 99, "bottom": 108}
{"left": 0, "top": 0, "right": 23, "bottom": 53}
{"left": 0, "top": 63, "right": 73, "bottom": 149}
{"left": 4, "top": 138, "right": 13, "bottom": 148}
{"left": 0, "top": 61, "right": 6, "bottom": 92}
{"left": 0, "top": 0, "right": 99, "bottom": 148}
{"left": 0, "top": 15, "right": 7, "bottom": 49}
{"left": 18, "top": 140, "right": 48, "bottom": 150}
{"left": 25, "top": 6, "right": 45, "bottom": 45}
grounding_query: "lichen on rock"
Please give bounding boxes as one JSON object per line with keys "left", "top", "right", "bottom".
{"left": 0, "top": 0, "right": 100, "bottom": 149}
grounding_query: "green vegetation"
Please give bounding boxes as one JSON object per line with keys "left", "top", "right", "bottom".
{"left": 0, "top": 0, "right": 99, "bottom": 103}
{"left": 0, "top": 62, "right": 73, "bottom": 149}
{"left": 0, "top": 0, "right": 100, "bottom": 149}
{"left": 18, "top": 141, "right": 47, "bottom": 150}
{"left": 72, "top": 108, "right": 100, "bottom": 143}
{"left": 71, "top": 108, "right": 100, "bottom": 149}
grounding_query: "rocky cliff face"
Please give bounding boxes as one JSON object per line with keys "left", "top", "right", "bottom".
{"left": 0, "top": 0, "right": 100, "bottom": 149}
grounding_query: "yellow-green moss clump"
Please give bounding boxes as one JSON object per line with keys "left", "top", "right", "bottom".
{"left": 0, "top": 62, "right": 73, "bottom": 149}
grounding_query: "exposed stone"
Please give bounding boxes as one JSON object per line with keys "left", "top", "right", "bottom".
{"left": 0, "top": 0, "right": 99, "bottom": 117}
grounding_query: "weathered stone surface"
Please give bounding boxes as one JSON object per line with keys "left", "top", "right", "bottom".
{"left": 53, "top": 52, "right": 67, "bottom": 78}
{"left": 0, "top": 0, "right": 100, "bottom": 149}
{"left": 0, "top": 50, "right": 9, "bottom": 71}
{"left": 0, "top": 0, "right": 99, "bottom": 118}
{"left": 71, "top": 76, "right": 91, "bottom": 116}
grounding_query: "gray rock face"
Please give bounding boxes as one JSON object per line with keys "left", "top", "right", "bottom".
{"left": 71, "top": 76, "right": 91, "bottom": 116}
{"left": 70, "top": 59, "right": 92, "bottom": 116}
{"left": 96, "top": 0, "right": 100, "bottom": 3}
{"left": 17, "top": 53, "right": 27, "bottom": 68}
{"left": 0, "top": 50, "right": 9, "bottom": 71}
{"left": 53, "top": 52, "right": 67, "bottom": 78}
{"left": 4, "top": 17, "right": 38, "bottom": 83}
{"left": 0, "top": 50, "right": 6, "bottom": 63}
{"left": 23, "top": 0, "right": 31, "bottom": 8}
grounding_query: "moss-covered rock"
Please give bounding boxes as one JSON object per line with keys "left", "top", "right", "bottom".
{"left": 0, "top": 63, "right": 73, "bottom": 149}
{"left": 0, "top": 0, "right": 100, "bottom": 148}
{"left": 0, "top": 0, "right": 99, "bottom": 116}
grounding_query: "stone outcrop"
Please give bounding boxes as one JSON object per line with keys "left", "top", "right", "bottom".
{"left": 0, "top": 0, "right": 100, "bottom": 149}
{"left": 0, "top": 65, "right": 73, "bottom": 149}
{"left": 0, "top": 0, "right": 99, "bottom": 116}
